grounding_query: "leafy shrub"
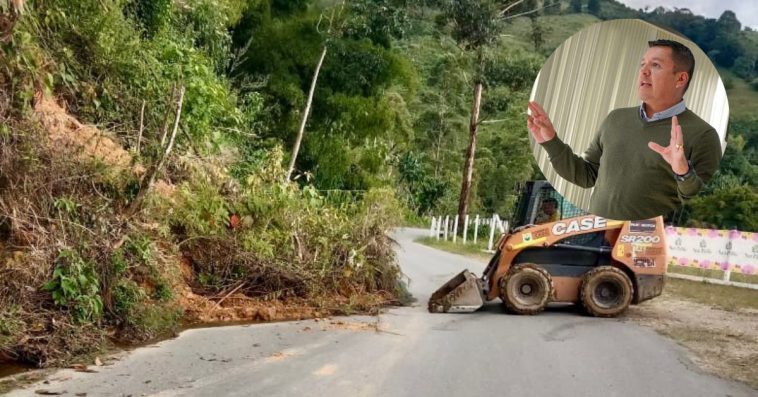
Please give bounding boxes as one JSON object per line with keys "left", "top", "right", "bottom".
{"left": 121, "top": 302, "right": 182, "bottom": 341}
{"left": 22, "top": 0, "right": 256, "bottom": 157}
{"left": 685, "top": 185, "right": 758, "bottom": 230}
{"left": 43, "top": 249, "right": 104, "bottom": 324}
{"left": 110, "top": 249, "right": 129, "bottom": 276}
{"left": 111, "top": 279, "right": 179, "bottom": 341}
{"left": 163, "top": 147, "right": 404, "bottom": 301}
{"left": 112, "top": 279, "right": 146, "bottom": 316}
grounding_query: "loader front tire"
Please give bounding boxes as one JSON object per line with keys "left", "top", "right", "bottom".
{"left": 580, "top": 266, "right": 633, "bottom": 317}
{"left": 499, "top": 264, "right": 552, "bottom": 315}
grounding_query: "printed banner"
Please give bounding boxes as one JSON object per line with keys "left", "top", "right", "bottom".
{"left": 665, "top": 227, "right": 758, "bottom": 275}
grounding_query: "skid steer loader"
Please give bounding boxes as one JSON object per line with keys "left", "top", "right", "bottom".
{"left": 428, "top": 181, "right": 667, "bottom": 317}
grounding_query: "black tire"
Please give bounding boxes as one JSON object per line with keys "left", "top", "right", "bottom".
{"left": 580, "top": 266, "right": 634, "bottom": 318}
{"left": 499, "top": 264, "right": 553, "bottom": 315}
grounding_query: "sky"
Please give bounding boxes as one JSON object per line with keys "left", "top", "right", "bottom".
{"left": 618, "top": 0, "right": 758, "bottom": 30}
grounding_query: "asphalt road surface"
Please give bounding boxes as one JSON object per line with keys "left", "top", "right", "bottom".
{"left": 7, "top": 228, "right": 755, "bottom": 397}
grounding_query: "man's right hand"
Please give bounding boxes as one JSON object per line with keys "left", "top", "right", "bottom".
{"left": 527, "top": 101, "right": 557, "bottom": 143}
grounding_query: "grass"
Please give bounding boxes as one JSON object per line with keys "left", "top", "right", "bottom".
{"left": 501, "top": 14, "right": 601, "bottom": 55}
{"left": 719, "top": 67, "right": 758, "bottom": 120}
{"left": 667, "top": 264, "right": 758, "bottom": 285}
{"left": 414, "top": 236, "right": 494, "bottom": 262}
{"left": 664, "top": 277, "right": 758, "bottom": 311}
{"left": 402, "top": 213, "right": 430, "bottom": 228}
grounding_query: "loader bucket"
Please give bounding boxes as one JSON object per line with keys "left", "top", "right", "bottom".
{"left": 428, "top": 270, "right": 485, "bottom": 313}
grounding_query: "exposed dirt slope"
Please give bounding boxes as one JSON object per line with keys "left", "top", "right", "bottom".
{"left": 33, "top": 95, "right": 136, "bottom": 173}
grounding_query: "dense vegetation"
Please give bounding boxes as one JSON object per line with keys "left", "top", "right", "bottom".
{"left": 0, "top": 0, "right": 407, "bottom": 367}
{"left": 0, "top": 0, "right": 755, "bottom": 368}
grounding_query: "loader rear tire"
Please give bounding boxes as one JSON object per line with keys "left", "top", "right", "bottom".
{"left": 499, "top": 264, "right": 553, "bottom": 315}
{"left": 580, "top": 266, "right": 634, "bottom": 318}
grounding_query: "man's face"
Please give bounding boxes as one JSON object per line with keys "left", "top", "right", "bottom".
{"left": 637, "top": 46, "right": 685, "bottom": 108}
{"left": 542, "top": 202, "right": 556, "bottom": 215}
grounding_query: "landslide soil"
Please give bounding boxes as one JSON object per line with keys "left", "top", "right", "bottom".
{"left": 0, "top": 95, "right": 394, "bottom": 386}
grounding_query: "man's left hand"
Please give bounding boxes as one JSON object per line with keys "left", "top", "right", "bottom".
{"left": 648, "top": 115, "right": 689, "bottom": 175}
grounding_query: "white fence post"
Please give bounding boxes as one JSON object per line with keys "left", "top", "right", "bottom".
{"left": 453, "top": 216, "right": 459, "bottom": 243}
{"left": 429, "top": 216, "right": 436, "bottom": 238}
{"left": 463, "top": 215, "right": 469, "bottom": 244}
{"left": 444, "top": 216, "right": 449, "bottom": 241}
{"left": 487, "top": 215, "right": 499, "bottom": 251}
{"left": 436, "top": 215, "right": 442, "bottom": 240}
{"left": 474, "top": 215, "right": 480, "bottom": 244}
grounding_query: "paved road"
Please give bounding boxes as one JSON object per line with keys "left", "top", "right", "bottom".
{"left": 7, "top": 228, "right": 755, "bottom": 396}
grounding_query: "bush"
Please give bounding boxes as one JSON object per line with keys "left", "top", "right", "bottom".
{"left": 43, "top": 250, "right": 104, "bottom": 324}
{"left": 121, "top": 302, "right": 182, "bottom": 341}
{"left": 21, "top": 0, "right": 256, "bottom": 157}
{"left": 112, "top": 280, "right": 147, "bottom": 317}
{"left": 161, "top": 148, "right": 404, "bottom": 301}
{"left": 685, "top": 185, "right": 758, "bottom": 230}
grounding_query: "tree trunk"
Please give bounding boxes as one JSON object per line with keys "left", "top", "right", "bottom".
{"left": 457, "top": 82, "right": 483, "bottom": 231}
{"left": 286, "top": 44, "right": 328, "bottom": 181}
{"left": 127, "top": 86, "right": 185, "bottom": 216}
{"left": 434, "top": 112, "right": 444, "bottom": 178}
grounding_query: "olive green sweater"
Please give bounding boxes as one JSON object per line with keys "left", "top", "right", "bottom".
{"left": 540, "top": 107, "right": 722, "bottom": 220}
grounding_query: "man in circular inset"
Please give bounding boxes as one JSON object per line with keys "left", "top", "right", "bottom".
{"left": 527, "top": 40, "right": 722, "bottom": 220}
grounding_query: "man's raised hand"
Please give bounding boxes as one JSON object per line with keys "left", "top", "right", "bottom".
{"left": 648, "top": 115, "right": 689, "bottom": 175}
{"left": 527, "top": 101, "right": 557, "bottom": 144}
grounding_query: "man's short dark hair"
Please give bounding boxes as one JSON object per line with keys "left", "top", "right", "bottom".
{"left": 648, "top": 39, "right": 695, "bottom": 93}
{"left": 541, "top": 197, "right": 558, "bottom": 206}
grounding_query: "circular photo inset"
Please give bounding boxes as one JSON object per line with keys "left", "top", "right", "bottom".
{"left": 527, "top": 19, "right": 728, "bottom": 221}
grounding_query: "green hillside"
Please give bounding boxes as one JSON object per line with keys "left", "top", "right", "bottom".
{"left": 502, "top": 13, "right": 601, "bottom": 54}
{"left": 720, "top": 68, "right": 758, "bottom": 119}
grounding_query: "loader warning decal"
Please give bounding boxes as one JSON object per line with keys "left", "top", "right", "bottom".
{"left": 523, "top": 228, "right": 549, "bottom": 242}
{"left": 551, "top": 216, "right": 607, "bottom": 236}
{"left": 633, "top": 258, "right": 656, "bottom": 268}
{"left": 630, "top": 220, "right": 656, "bottom": 234}
{"left": 533, "top": 228, "right": 549, "bottom": 239}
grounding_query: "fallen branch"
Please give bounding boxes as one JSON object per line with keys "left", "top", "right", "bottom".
{"left": 208, "top": 282, "right": 246, "bottom": 312}
{"left": 159, "top": 84, "right": 178, "bottom": 148}
{"left": 136, "top": 100, "right": 145, "bottom": 155}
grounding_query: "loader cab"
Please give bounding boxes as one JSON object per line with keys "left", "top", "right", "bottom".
{"left": 510, "top": 181, "right": 603, "bottom": 247}
{"left": 510, "top": 181, "right": 587, "bottom": 228}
